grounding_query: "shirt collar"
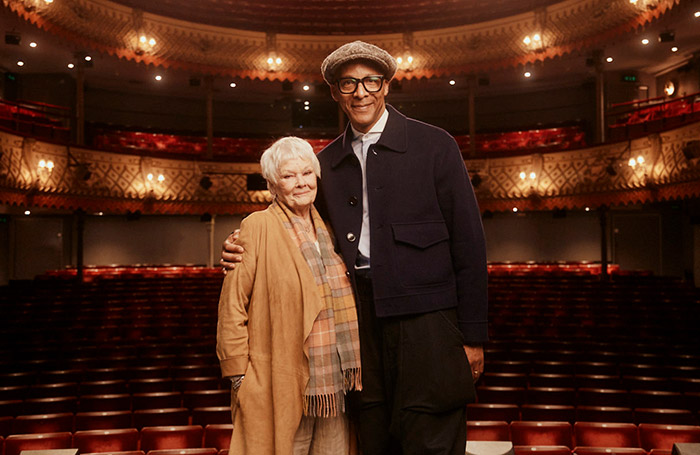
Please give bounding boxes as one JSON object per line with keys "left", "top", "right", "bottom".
{"left": 351, "top": 108, "right": 389, "bottom": 141}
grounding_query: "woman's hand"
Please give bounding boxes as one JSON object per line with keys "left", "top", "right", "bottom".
{"left": 220, "top": 230, "right": 245, "bottom": 273}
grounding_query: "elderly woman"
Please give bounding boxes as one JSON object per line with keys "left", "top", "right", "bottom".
{"left": 216, "top": 136, "right": 361, "bottom": 455}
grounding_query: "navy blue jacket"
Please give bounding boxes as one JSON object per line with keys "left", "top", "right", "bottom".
{"left": 315, "top": 105, "right": 488, "bottom": 344}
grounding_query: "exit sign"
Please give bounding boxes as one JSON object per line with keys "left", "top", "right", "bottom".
{"left": 621, "top": 74, "right": 638, "bottom": 82}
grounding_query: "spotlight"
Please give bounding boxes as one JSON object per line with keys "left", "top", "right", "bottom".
{"left": 5, "top": 32, "right": 21, "bottom": 45}
{"left": 199, "top": 176, "right": 213, "bottom": 190}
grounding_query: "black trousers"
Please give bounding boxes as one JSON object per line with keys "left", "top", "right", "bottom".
{"left": 351, "top": 269, "right": 475, "bottom": 455}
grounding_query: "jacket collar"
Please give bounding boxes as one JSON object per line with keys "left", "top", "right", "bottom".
{"left": 330, "top": 104, "right": 408, "bottom": 169}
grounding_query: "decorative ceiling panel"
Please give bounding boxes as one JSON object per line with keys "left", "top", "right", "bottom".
{"left": 2, "top": 0, "right": 682, "bottom": 81}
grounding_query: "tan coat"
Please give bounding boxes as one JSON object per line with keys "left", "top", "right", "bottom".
{"left": 216, "top": 205, "right": 326, "bottom": 455}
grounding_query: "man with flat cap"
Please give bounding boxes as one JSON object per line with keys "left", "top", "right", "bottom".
{"left": 222, "top": 40, "right": 487, "bottom": 455}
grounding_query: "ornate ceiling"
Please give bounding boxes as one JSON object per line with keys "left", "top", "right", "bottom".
{"left": 3, "top": 0, "right": 681, "bottom": 82}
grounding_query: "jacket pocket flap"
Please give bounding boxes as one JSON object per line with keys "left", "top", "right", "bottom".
{"left": 392, "top": 221, "right": 449, "bottom": 249}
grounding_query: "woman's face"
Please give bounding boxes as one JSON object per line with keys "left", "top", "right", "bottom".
{"left": 271, "top": 158, "right": 317, "bottom": 216}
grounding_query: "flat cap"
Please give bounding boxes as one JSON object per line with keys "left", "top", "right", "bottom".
{"left": 321, "top": 40, "right": 397, "bottom": 85}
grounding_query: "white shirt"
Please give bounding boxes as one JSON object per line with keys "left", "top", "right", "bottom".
{"left": 350, "top": 108, "right": 389, "bottom": 261}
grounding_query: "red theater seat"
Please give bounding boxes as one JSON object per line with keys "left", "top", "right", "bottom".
{"left": 74, "top": 410, "right": 132, "bottom": 430}
{"left": 204, "top": 424, "right": 232, "bottom": 451}
{"left": 0, "top": 416, "right": 11, "bottom": 436}
{"left": 73, "top": 428, "right": 140, "bottom": 453}
{"left": 79, "top": 380, "right": 129, "bottom": 395}
{"left": 192, "top": 407, "right": 232, "bottom": 426}
{"left": 132, "top": 392, "right": 182, "bottom": 410}
{"left": 575, "top": 406, "right": 635, "bottom": 424}
{"left": 12, "top": 413, "right": 74, "bottom": 434}
{"left": 526, "top": 387, "right": 577, "bottom": 406}
{"left": 481, "top": 372, "right": 529, "bottom": 388}
{"left": 467, "top": 403, "right": 520, "bottom": 422}
{"left": 79, "top": 393, "right": 131, "bottom": 411}
{"left": 514, "top": 446, "right": 572, "bottom": 455}
{"left": 466, "top": 421, "right": 511, "bottom": 441}
{"left": 634, "top": 408, "right": 698, "bottom": 425}
{"left": 147, "top": 450, "right": 218, "bottom": 455}
{"left": 3, "top": 431, "right": 72, "bottom": 455}
{"left": 23, "top": 396, "right": 78, "bottom": 415}
{"left": 183, "top": 390, "right": 229, "bottom": 409}
{"left": 510, "top": 421, "right": 574, "bottom": 448}
{"left": 578, "top": 389, "right": 630, "bottom": 407}
{"left": 28, "top": 382, "right": 79, "bottom": 398}
{"left": 638, "top": 424, "right": 700, "bottom": 452}
{"left": 574, "top": 448, "right": 647, "bottom": 455}
{"left": 128, "top": 378, "right": 174, "bottom": 394}
{"left": 139, "top": 425, "right": 205, "bottom": 452}
{"left": 629, "top": 390, "right": 685, "bottom": 410}
{"left": 133, "top": 408, "right": 190, "bottom": 429}
{"left": 82, "top": 452, "right": 144, "bottom": 455}
{"left": 521, "top": 405, "right": 575, "bottom": 423}
{"left": 573, "top": 422, "right": 640, "bottom": 448}
{"left": 476, "top": 386, "right": 527, "bottom": 405}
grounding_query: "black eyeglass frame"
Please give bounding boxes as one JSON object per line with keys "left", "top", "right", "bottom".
{"left": 335, "top": 75, "right": 385, "bottom": 94}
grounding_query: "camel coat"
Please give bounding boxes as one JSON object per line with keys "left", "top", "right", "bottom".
{"left": 216, "top": 205, "right": 328, "bottom": 455}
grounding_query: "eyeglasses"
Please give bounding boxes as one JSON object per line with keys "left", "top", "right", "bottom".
{"left": 336, "top": 75, "right": 385, "bottom": 94}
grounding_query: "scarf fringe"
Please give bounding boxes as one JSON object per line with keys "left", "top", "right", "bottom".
{"left": 304, "top": 390, "right": 344, "bottom": 418}
{"left": 345, "top": 367, "right": 362, "bottom": 392}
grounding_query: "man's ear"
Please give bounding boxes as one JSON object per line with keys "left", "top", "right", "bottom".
{"left": 330, "top": 85, "right": 339, "bottom": 102}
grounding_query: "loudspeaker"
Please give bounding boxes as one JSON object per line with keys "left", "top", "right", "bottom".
{"left": 673, "top": 443, "right": 700, "bottom": 455}
{"left": 466, "top": 441, "right": 514, "bottom": 455}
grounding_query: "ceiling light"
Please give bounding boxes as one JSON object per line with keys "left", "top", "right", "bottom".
{"left": 585, "top": 207, "right": 591, "bottom": 212}
{"left": 302, "top": 84, "right": 310, "bottom": 91}
{"left": 229, "top": 82, "right": 236, "bottom": 88}
{"left": 29, "top": 42, "right": 37, "bottom": 48}
{"left": 695, "top": 11, "right": 700, "bottom": 18}
{"left": 17, "top": 61, "right": 24, "bottom": 67}
{"left": 67, "top": 63, "right": 75, "bottom": 69}
{"left": 304, "top": 101, "right": 310, "bottom": 106}
{"left": 512, "top": 207, "right": 518, "bottom": 213}
{"left": 606, "top": 57, "right": 614, "bottom": 63}
{"left": 671, "top": 46, "right": 678, "bottom": 52}
{"left": 524, "top": 71, "right": 532, "bottom": 78}
{"left": 641, "top": 38, "right": 649, "bottom": 45}
{"left": 304, "top": 106, "right": 310, "bottom": 111}
{"left": 155, "top": 75, "right": 162, "bottom": 81}
{"left": 449, "top": 80, "right": 456, "bottom": 86}
{"left": 24, "top": 210, "right": 31, "bottom": 216}
{"left": 84, "top": 55, "right": 92, "bottom": 61}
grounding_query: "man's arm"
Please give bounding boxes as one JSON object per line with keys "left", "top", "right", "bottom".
{"left": 220, "top": 230, "right": 244, "bottom": 272}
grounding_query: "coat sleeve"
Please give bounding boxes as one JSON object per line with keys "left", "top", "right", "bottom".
{"left": 434, "top": 134, "right": 489, "bottom": 344}
{"left": 216, "top": 216, "right": 258, "bottom": 377}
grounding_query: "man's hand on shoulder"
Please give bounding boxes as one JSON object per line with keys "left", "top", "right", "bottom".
{"left": 220, "top": 229, "right": 244, "bottom": 273}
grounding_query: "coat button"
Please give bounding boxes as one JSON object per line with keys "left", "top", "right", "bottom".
{"left": 346, "top": 232, "right": 356, "bottom": 242}
{"left": 348, "top": 196, "right": 358, "bottom": 206}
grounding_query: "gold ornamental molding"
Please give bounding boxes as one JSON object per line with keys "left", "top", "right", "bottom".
{"left": 3, "top": 0, "right": 680, "bottom": 81}
{"left": 2, "top": 121, "right": 700, "bottom": 214}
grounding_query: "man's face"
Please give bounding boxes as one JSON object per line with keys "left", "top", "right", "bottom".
{"left": 331, "top": 61, "right": 390, "bottom": 134}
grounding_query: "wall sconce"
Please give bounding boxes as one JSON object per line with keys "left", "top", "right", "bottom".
{"left": 519, "top": 171, "right": 536, "bottom": 180}
{"left": 267, "top": 55, "right": 283, "bottom": 71}
{"left": 628, "top": 156, "right": 645, "bottom": 168}
{"left": 38, "top": 159, "right": 54, "bottom": 173}
{"left": 147, "top": 173, "right": 165, "bottom": 183}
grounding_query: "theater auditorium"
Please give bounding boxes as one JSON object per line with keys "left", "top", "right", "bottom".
{"left": 2, "top": 0, "right": 700, "bottom": 454}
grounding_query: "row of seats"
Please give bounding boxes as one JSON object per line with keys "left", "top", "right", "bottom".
{"left": 608, "top": 94, "right": 700, "bottom": 140}
{"left": 92, "top": 125, "right": 586, "bottom": 161}
{"left": 466, "top": 421, "right": 700, "bottom": 451}
{"left": 0, "top": 424, "right": 231, "bottom": 455}
{"left": 0, "top": 407, "right": 230, "bottom": 434}
{"left": 468, "top": 403, "right": 699, "bottom": 425}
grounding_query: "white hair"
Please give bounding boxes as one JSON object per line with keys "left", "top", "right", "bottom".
{"left": 259, "top": 137, "right": 321, "bottom": 189}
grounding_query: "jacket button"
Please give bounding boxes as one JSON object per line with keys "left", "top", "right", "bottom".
{"left": 348, "top": 196, "right": 358, "bottom": 206}
{"left": 346, "top": 232, "right": 356, "bottom": 242}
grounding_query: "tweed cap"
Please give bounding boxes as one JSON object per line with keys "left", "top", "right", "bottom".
{"left": 321, "top": 41, "right": 397, "bottom": 85}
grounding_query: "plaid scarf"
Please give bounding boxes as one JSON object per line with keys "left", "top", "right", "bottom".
{"left": 273, "top": 200, "right": 362, "bottom": 417}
